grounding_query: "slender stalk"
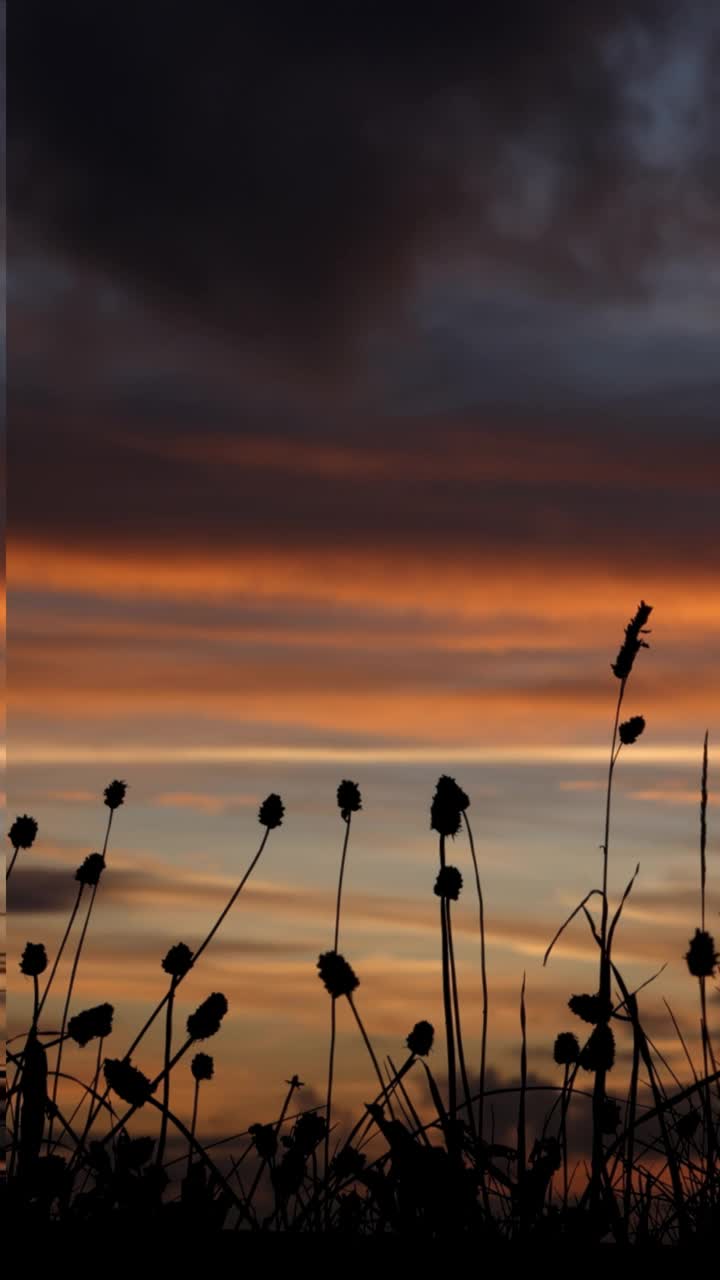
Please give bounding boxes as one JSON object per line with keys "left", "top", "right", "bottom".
{"left": 346, "top": 994, "right": 395, "bottom": 1121}
{"left": 463, "top": 812, "right": 489, "bottom": 1144}
{"left": 591, "top": 679, "right": 625, "bottom": 1207}
{"left": 83, "top": 827, "right": 273, "bottom": 1146}
{"left": 47, "top": 808, "right": 114, "bottom": 1153}
{"left": 156, "top": 978, "right": 177, "bottom": 1169}
{"left": 438, "top": 833, "right": 457, "bottom": 1146}
{"left": 125, "top": 828, "right": 270, "bottom": 1062}
{"left": 187, "top": 1078, "right": 200, "bottom": 1184}
{"left": 325, "top": 813, "right": 352, "bottom": 1186}
{"left": 559, "top": 1063, "right": 570, "bottom": 1213}
{"left": 7, "top": 844, "right": 20, "bottom": 880}
{"left": 37, "top": 885, "right": 85, "bottom": 1021}
{"left": 447, "top": 898, "right": 476, "bottom": 1139}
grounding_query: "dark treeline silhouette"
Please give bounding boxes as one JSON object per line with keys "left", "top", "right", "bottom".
{"left": 3, "top": 603, "right": 719, "bottom": 1242}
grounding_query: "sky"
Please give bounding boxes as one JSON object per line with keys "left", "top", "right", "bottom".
{"left": 6, "top": 4, "right": 720, "bottom": 1154}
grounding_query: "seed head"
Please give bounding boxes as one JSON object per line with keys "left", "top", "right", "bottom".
{"left": 20, "top": 942, "right": 48, "bottom": 976}
{"left": 191, "top": 1053, "right": 214, "bottom": 1082}
{"left": 619, "top": 715, "right": 646, "bottom": 746}
{"left": 187, "top": 992, "right": 228, "bottom": 1041}
{"left": 568, "top": 993, "right": 612, "bottom": 1025}
{"left": 317, "top": 950, "right": 359, "bottom": 998}
{"left": 104, "top": 780, "right": 127, "bottom": 810}
{"left": 611, "top": 601, "right": 653, "bottom": 681}
{"left": 162, "top": 942, "right": 194, "bottom": 978}
{"left": 9, "top": 815, "right": 38, "bottom": 849}
{"left": 75, "top": 852, "right": 106, "bottom": 886}
{"left": 434, "top": 865, "right": 463, "bottom": 901}
{"left": 578, "top": 1025, "right": 615, "bottom": 1073}
{"left": 436, "top": 775, "right": 470, "bottom": 811}
{"left": 430, "top": 775, "right": 468, "bottom": 838}
{"left": 337, "top": 780, "right": 362, "bottom": 821}
{"left": 249, "top": 1122, "right": 277, "bottom": 1161}
{"left": 553, "top": 1032, "right": 580, "bottom": 1065}
{"left": 406, "top": 1020, "right": 434, "bottom": 1057}
{"left": 104, "top": 1057, "right": 154, "bottom": 1107}
{"left": 68, "top": 1003, "right": 114, "bottom": 1047}
{"left": 259, "top": 793, "right": 284, "bottom": 829}
{"left": 685, "top": 928, "right": 719, "bottom": 978}
{"left": 293, "top": 1111, "right": 327, "bottom": 1155}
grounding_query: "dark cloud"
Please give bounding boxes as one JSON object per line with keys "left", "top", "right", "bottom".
{"left": 9, "top": 2, "right": 719, "bottom": 360}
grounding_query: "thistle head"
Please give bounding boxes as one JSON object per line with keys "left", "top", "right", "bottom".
{"left": 248, "top": 1122, "right": 277, "bottom": 1161}
{"left": 104, "top": 1057, "right": 154, "bottom": 1107}
{"left": 75, "top": 852, "right": 106, "bottom": 886}
{"left": 611, "top": 601, "right": 653, "bottom": 681}
{"left": 104, "top": 780, "right": 127, "bottom": 810}
{"left": 317, "top": 950, "right": 359, "bottom": 998}
{"left": 20, "top": 942, "right": 48, "bottom": 976}
{"left": 618, "top": 715, "right": 646, "bottom": 746}
{"left": 191, "top": 1052, "right": 214, "bottom": 1082}
{"left": 430, "top": 775, "right": 468, "bottom": 838}
{"left": 186, "top": 992, "right": 228, "bottom": 1041}
{"left": 68, "top": 1003, "right": 114, "bottom": 1047}
{"left": 9, "top": 814, "right": 38, "bottom": 850}
{"left": 553, "top": 1032, "right": 580, "bottom": 1065}
{"left": 337, "top": 780, "right": 362, "bottom": 821}
{"left": 685, "top": 929, "right": 719, "bottom": 978}
{"left": 259, "top": 793, "right": 284, "bottom": 829}
{"left": 568, "top": 993, "right": 613, "bottom": 1025}
{"left": 406, "top": 1020, "right": 434, "bottom": 1057}
{"left": 162, "top": 942, "right": 194, "bottom": 978}
{"left": 434, "top": 865, "right": 463, "bottom": 901}
{"left": 578, "top": 1025, "right": 615, "bottom": 1073}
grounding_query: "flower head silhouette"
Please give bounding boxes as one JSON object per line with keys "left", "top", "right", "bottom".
{"left": 104, "top": 780, "right": 127, "bottom": 810}
{"left": 75, "top": 852, "right": 106, "bottom": 886}
{"left": 9, "top": 815, "right": 38, "bottom": 849}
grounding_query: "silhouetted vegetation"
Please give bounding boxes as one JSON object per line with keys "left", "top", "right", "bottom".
{"left": 3, "top": 602, "right": 719, "bottom": 1242}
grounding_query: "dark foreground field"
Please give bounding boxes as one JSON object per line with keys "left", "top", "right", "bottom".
{"left": 4, "top": 602, "right": 720, "bottom": 1243}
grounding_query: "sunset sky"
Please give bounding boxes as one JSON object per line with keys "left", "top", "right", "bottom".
{"left": 7, "top": 5, "right": 720, "bottom": 1149}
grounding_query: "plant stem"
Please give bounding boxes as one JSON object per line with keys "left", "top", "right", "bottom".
{"left": 463, "top": 812, "right": 489, "bottom": 1144}
{"left": 156, "top": 979, "right": 177, "bottom": 1169}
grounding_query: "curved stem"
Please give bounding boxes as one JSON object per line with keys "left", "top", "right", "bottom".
{"left": 346, "top": 994, "right": 395, "bottom": 1121}
{"left": 7, "top": 844, "right": 20, "bottom": 880}
{"left": 463, "top": 812, "right": 488, "bottom": 1145}
{"left": 156, "top": 980, "right": 176, "bottom": 1169}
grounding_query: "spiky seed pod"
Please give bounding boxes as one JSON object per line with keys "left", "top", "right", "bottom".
{"left": 20, "top": 942, "right": 48, "bottom": 976}
{"left": 337, "top": 780, "right": 362, "bottom": 821}
{"left": 434, "top": 865, "right": 463, "bottom": 900}
{"left": 186, "top": 992, "right": 229, "bottom": 1041}
{"left": 68, "top": 1003, "right": 114, "bottom": 1047}
{"left": 249, "top": 1122, "right": 278, "bottom": 1161}
{"left": 578, "top": 1025, "right": 615, "bottom": 1073}
{"left": 568, "top": 993, "right": 613, "bottom": 1025}
{"left": 406, "top": 1020, "right": 434, "bottom": 1057}
{"left": 75, "top": 852, "right": 106, "bottom": 886}
{"left": 553, "top": 1032, "right": 580, "bottom": 1065}
{"left": 162, "top": 942, "right": 194, "bottom": 978}
{"left": 104, "top": 780, "right": 127, "bottom": 810}
{"left": 258, "top": 793, "right": 284, "bottom": 829}
{"left": 618, "top": 715, "right": 646, "bottom": 745}
{"left": 430, "top": 780, "right": 463, "bottom": 838}
{"left": 600, "top": 1098, "right": 622, "bottom": 1134}
{"left": 611, "top": 601, "right": 653, "bottom": 681}
{"left": 317, "top": 950, "right": 359, "bottom": 998}
{"left": 191, "top": 1052, "right": 214, "bottom": 1082}
{"left": 685, "top": 928, "right": 719, "bottom": 978}
{"left": 9, "top": 815, "right": 39, "bottom": 849}
{"left": 435, "top": 775, "right": 470, "bottom": 811}
{"left": 104, "top": 1057, "right": 154, "bottom": 1107}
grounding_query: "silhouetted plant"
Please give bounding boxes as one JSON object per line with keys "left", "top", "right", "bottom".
{"left": 7, "top": 813, "right": 39, "bottom": 880}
